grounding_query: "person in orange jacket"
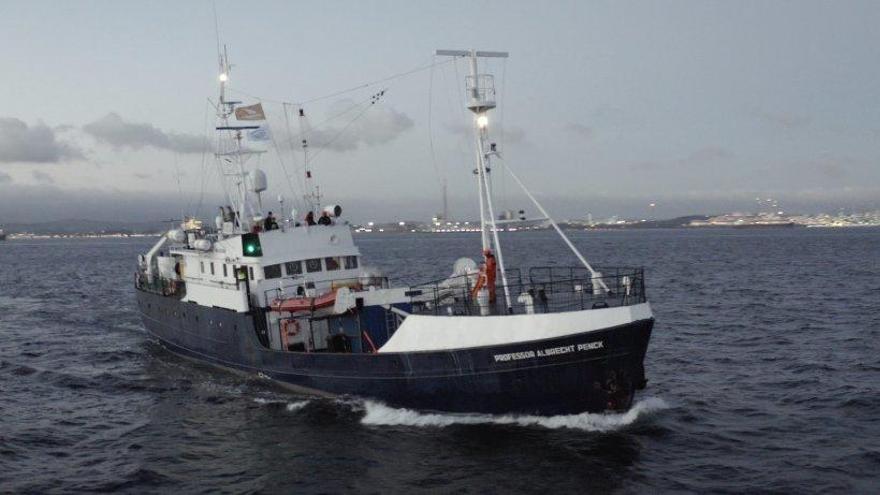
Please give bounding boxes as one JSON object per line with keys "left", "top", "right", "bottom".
{"left": 471, "top": 249, "right": 498, "bottom": 304}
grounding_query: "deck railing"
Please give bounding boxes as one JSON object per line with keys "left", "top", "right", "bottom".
{"left": 406, "top": 266, "right": 645, "bottom": 316}
{"left": 135, "top": 271, "right": 186, "bottom": 298}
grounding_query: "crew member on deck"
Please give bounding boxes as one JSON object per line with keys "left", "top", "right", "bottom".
{"left": 318, "top": 211, "right": 332, "bottom": 226}
{"left": 305, "top": 211, "right": 316, "bottom": 226}
{"left": 471, "top": 249, "right": 498, "bottom": 304}
{"left": 264, "top": 212, "right": 279, "bottom": 231}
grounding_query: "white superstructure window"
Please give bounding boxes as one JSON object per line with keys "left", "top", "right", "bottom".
{"left": 344, "top": 256, "right": 358, "bottom": 270}
{"left": 305, "top": 258, "right": 322, "bottom": 273}
{"left": 264, "top": 264, "right": 282, "bottom": 279}
{"left": 210, "top": 262, "right": 215, "bottom": 276}
{"left": 223, "top": 264, "right": 228, "bottom": 278}
{"left": 325, "top": 257, "right": 341, "bottom": 271}
{"left": 285, "top": 261, "right": 302, "bottom": 276}
{"left": 200, "top": 261, "right": 205, "bottom": 273}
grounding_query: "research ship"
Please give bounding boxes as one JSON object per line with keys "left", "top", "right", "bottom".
{"left": 135, "top": 48, "right": 654, "bottom": 414}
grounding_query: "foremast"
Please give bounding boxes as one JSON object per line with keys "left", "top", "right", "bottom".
{"left": 214, "top": 46, "right": 266, "bottom": 235}
{"left": 436, "top": 49, "right": 610, "bottom": 302}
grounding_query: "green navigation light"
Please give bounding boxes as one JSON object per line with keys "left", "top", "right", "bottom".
{"left": 241, "top": 233, "right": 263, "bottom": 257}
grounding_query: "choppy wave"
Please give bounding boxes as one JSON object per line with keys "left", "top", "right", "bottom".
{"left": 286, "top": 400, "right": 310, "bottom": 411}
{"left": 360, "top": 397, "right": 669, "bottom": 431}
{"left": 252, "top": 397, "right": 311, "bottom": 412}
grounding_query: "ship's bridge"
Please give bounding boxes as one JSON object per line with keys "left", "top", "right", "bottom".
{"left": 160, "top": 223, "right": 363, "bottom": 312}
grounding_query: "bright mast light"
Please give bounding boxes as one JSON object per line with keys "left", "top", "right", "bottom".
{"left": 219, "top": 73, "right": 229, "bottom": 82}
{"left": 476, "top": 115, "right": 488, "bottom": 128}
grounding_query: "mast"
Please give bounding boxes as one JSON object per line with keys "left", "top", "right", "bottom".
{"left": 437, "top": 48, "right": 609, "bottom": 299}
{"left": 213, "top": 46, "right": 264, "bottom": 234}
{"left": 436, "top": 49, "right": 513, "bottom": 311}
{"left": 297, "top": 107, "right": 321, "bottom": 213}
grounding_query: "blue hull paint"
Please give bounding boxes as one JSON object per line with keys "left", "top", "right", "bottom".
{"left": 136, "top": 290, "right": 653, "bottom": 414}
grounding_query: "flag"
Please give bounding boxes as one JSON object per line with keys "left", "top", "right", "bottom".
{"left": 248, "top": 126, "right": 271, "bottom": 141}
{"left": 235, "top": 103, "right": 266, "bottom": 121}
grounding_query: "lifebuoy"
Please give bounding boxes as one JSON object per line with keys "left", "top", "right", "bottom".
{"left": 280, "top": 319, "right": 301, "bottom": 350}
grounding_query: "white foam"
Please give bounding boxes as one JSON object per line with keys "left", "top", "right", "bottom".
{"left": 285, "top": 400, "right": 310, "bottom": 412}
{"left": 252, "top": 397, "right": 310, "bottom": 412}
{"left": 360, "top": 397, "right": 669, "bottom": 432}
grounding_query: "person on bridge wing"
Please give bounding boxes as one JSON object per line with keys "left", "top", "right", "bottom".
{"left": 317, "top": 211, "right": 332, "bottom": 226}
{"left": 264, "top": 211, "right": 279, "bottom": 231}
{"left": 471, "top": 249, "right": 498, "bottom": 304}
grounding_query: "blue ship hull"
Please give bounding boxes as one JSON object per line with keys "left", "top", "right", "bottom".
{"left": 136, "top": 289, "right": 653, "bottom": 415}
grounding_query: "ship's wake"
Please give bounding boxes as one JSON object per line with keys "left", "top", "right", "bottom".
{"left": 358, "top": 397, "right": 669, "bottom": 432}
{"left": 252, "top": 397, "right": 311, "bottom": 411}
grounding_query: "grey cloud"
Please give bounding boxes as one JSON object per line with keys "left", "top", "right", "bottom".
{"left": 628, "top": 146, "right": 733, "bottom": 172}
{"left": 564, "top": 123, "right": 595, "bottom": 140}
{"left": 685, "top": 146, "right": 733, "bottom": 163}
{"left": 83, "top": 113, "right": 207, "bottom": 154}
{"left": 0, "top": 117, "right": 84, "bottom": 163}
{"left": 755, "top": 110, "right": 811, "bottom": 129}
{"left": 501, "top": 127, "right": 526, "bottom": 144}
{"left": 32, "top": 170, "right": 54, "bottom": 184}
{"left": 816, "top": 162, "right": 847, "bottom": 179}
{"left": 802, "top": 155, "right": 859, "bottom": 180}
{"left": 308, "top": 101, "right": 414, "bottom": 152}
{"left": 133, "top": 172, "right": 152, "bottom": 180}
{"left": 167, "top": 133, "right": 208, "bottom": 154}
{"left": 0, "top": 171, "right": 11, "bottom": 183}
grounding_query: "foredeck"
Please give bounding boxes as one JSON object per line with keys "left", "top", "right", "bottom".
{"left": 406, "top": 266, "right": 646, "bottom": 317}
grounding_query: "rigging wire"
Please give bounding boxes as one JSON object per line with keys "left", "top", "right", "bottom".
{"left": 270, "top": 91, "right": 382, "bottom": 150}
{"left": 498, "top": 57, "right": 508, "bottom": 212}
{"left": 281, "top": 103, "right": 308, "bottom": 209}
{"left": 227, "top": 56, "right": 458, "bottom": 107}
{"left": 172, "top": 152, "right": 184, "bottom": 221}
{"left": 303, "top": 90, "right": 386, "bottom": 166}
{"left": 451, "top": 57, "right": 474, "bottom": 162}
{"left": 261, "top": 100, "right": 306, "bottom": 215}
{"left": 191, "top": 97, "right": 214, "bottom": 219}
{"left": 426, "top": 55, "right": 443, "bottom": 187}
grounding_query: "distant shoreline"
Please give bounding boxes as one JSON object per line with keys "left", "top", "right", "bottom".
{"left": 4, "top": 224, "right": 878, "bottom": 241}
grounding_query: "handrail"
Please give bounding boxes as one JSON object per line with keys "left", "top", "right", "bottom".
{"left": 407, "top": 266, "right": 645, "bottom": 317}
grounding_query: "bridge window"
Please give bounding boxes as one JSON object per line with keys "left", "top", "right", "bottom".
{"left": 344, "top": 256, "right": 358, "bottom": 269}
{"left": 306, "top": 258, "right": 322, "bottom": 273}
{"left": 325, "top": 257, "right": 340, "bottom": 271}
{"left": 210, "top": 262, "right": 215, "bottom": 275}
{"left": 264, "top": 264, "right": 282, "bottom": 279}
{"left": 249, "top": 266, "right": 255, "bottom": 280}
{"left": 285, "top": 261, "right": 302, "bottom": 276}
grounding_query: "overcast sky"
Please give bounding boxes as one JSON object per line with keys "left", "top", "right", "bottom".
{"left": 1, "top": 0, "right": 878, "bottom": 223}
